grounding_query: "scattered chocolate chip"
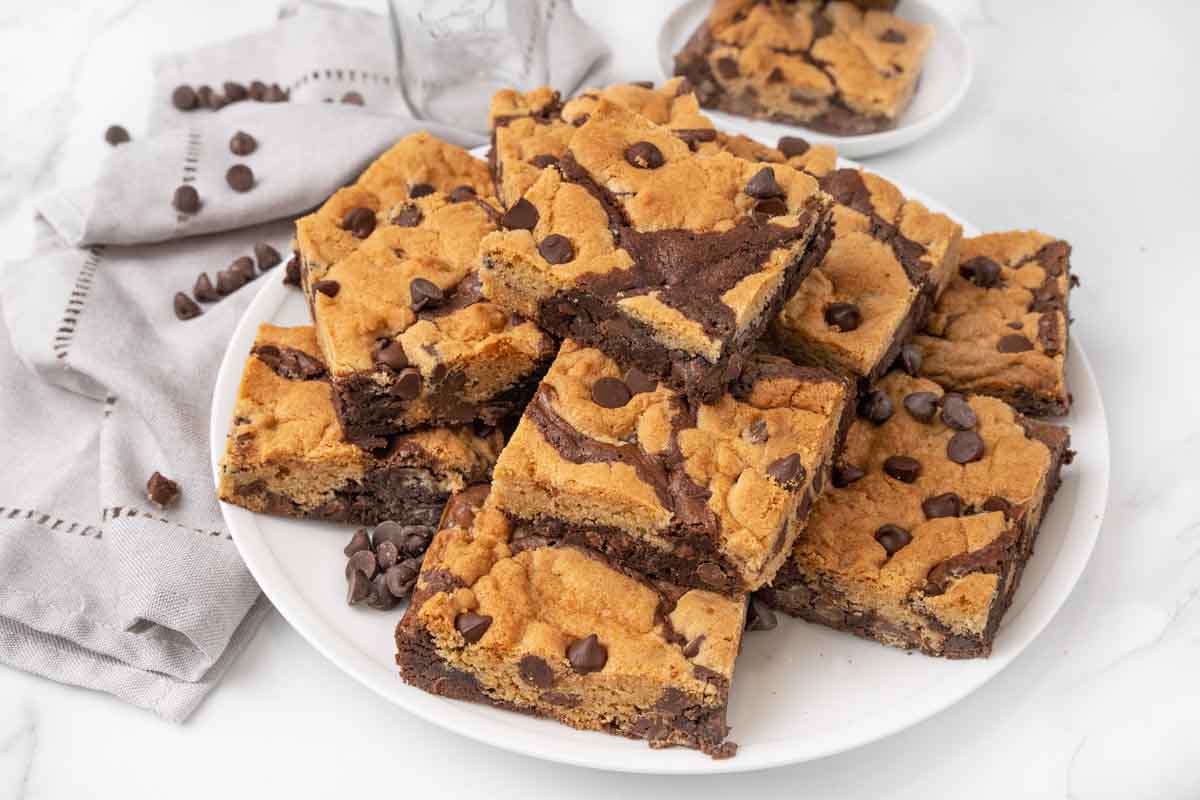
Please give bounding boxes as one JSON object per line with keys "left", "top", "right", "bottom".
{"left": 824, "top": 302, "right": 862, "bottom": 332}
{"left": 231, "top": 256, "right": 256, "bottom": 282}
{"left": 146, "top": 471, "right": 180, "bottom": 506}
{"left": 283, "top": 256, "right": 302, "bottom": 287}
{"left": 344, "top": 528, "right": 371, "bottom": 557}
{"left": 896, "top": 344, "right": 922, "bottom": 376}
{"left": 393, "top": 204, "right": 422, "bottom": 228}
{"left": 960, "top": 256, "right": 1002, "bottom": 288}
{"left": 500, "top": 197, "right": 538, "bottom": 230}
{"left": 696, "top": 562, "right": 727, "bottom": 588}
{"left": 767, "top": 453, "right": 806, "bottom": 488}
{"left": 104, "top": 125, "right": 130, "bottom": 146}
{"left": 745, "top": 166, "right": 784, "bottom": 199}
{"left": 172, "top": 184, "right": 200, "bottom": 213}
{"left": 903, "top": 391, "right": 939, "bottom": 423}
{"left": 591, "top": 376, "right": 632, "bottom": 408}
{"left": 566, "top": 634, "right": 607, "bottom": 673}
{"left": 922, "top": 492, "right": 963, "bottom": 519}
{"left": 880, "top": 28, "right": 907, "bottom": 43}
{"left": 264, "top": 83, "right": 287, "bottom": 103}
{"left": 171, "top": 85, "right": 197, "bottom": 110}
{"left": 883, "top": 455, "right": 922, "bottom": 483}
{"left": 229, "top": 130, "right": 257, "bottom": 156}
{"left": 372, "top": 521, "right": 431, "bottom": 558}
{"left": 777, "top": 136, "right": 811, "bottom": 158}
{"left": 997, "top": 334, "right": 1034, "bottom": 353}
{"left": 745, "top": 596, "right": 777, "bottom": 631}
{"left": 223, "top": 81, "right": 248, "bottom": 102}
{"left": 366, "top": 574, "right": 398, "bottom": 610}
{"left": 530, "top": 153, "right": 559, "bottom": 169}
{"left": 519, "top": 655, "right": 555, "bottom": 688}
{"left": 173, "top": 292, "right": 201, "bottom": 320}
{"left": 940, "top": 394, "right": 978, "bottom": 430}
{"left": 254, "top": 242, "right": 281, "bottom": 270}
{"left": 874, "top": 524, "right": 912, "bottom": 556}
{"left": 384, "top": 561, "right": 419, "bottom": 598}
{"left": 217, "top": 269, "right": 246, "bottom": 296}
{"left": 857, "top": 389, "right": 894, "bottom": 424}
{"left": 716, "top": 56, "right": 740, "bottom": 78}
{"left": 448, "top": 185, "right": 476, "bottom": 202}
{"left": 346, "top": 549, "right": 378, "bottom": 580}
{"left": 342, "top": 207, "right": 376, "bottom": 239}
{"left": 375, "top": 339, "right": 408, "bottom": 370}
{"left": 341, "top": 90, "right": 364, "bottom": 106}
{"left": 455, "top": 612, "right": 492, "bottom": 643}
{"left": 624, "top": 367, "right": 657, "bottom": 395}
{"left": 206, "top": 92, "right": 227, "bottom": 111}
{"left": 537, "top": 234, "right": 575, "bottom": 264}
{"left": 249, "top": 80, "right": 268, "bottom": 100}
{"left": 410, "top": 277, "right": 444, "bottom": 311}
{"left": 193, "top": 272, "right": 219, "bottom": 302}
{"left": 393, "top": 368, "right": 423, "bottom": 400}
{"left": 346, "top": 570, "right": 371, "bottom": 604}
{"left": 745, "top": 419, "right": 769, "bottom": 444}
{"left": 225, "top": 164, "right": 255, "bottom": 192}
{"left": 624, "top": 141, "right": 665, "bottom": 169}
{"left": 947, "top": 431, "right": 985, "bottom": 463}
{"left": 832, "top": 464, "right": 865, "bottom": 488}
{"left": 313, "top": 279, "right": 340, "bottom": 298}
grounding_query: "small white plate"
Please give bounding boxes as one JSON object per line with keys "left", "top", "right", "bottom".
{"left": 657, "top": 0, "right": 974, "bottom": 158}
{"left": 212, "top": 148, "right": 1107, "bottom": 774}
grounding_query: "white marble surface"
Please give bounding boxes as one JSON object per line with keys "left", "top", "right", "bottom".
{"left": 0, "top": 0, "right": 1197, "bottom": 797}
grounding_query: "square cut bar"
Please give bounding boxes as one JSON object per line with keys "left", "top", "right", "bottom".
{"left": 395, "top": 491, "right": 746, "bottom": 758}
{"left": 487, "top": 340, "right": 853, "bottom": 595}
{"left": 217, "top": 324, "right": 504, "bottom": 527}
{"left": 480, "top": 99, "right": 834, "bottom": 404}
{"left": 758, "top": 371, "right": 1072, "bottom": 658}
{"left": 674, "top": 0, "right": 934, "bottom": 135}
{"left": 295, "top": 132, "right": 555, "bottom": 446}
{"left": 911, "top": 231, "right": 1075, "bottom": 416}
{"left": 771, "top": 163, "right": 963, "bottom": 382}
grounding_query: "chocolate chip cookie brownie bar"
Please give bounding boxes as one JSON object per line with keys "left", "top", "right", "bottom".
{"left": 674, "top": 0, "right": 934, "bottom": 135}
{"left": 295, "top": 133, "right": 555, "bottom": 447}
{"left": 771, "top": 165, "right": 962, "bottom": 382}
{"left": 395, "top": 491, "right": 745, "bottom": 758}
{"left": 758, "top": 371, "right": 1071, "bottom": 658}
{"left": 486, "top": 339, "right": 852, "bottom": 595}
{"left": 217, "top": 324, "right": 504, "bottom": 527}
{"left": 910, "top": 231, "right": 1075, "bottom": 416}
{"left": 480, "top": 99, "right": 834, "bottom": 404}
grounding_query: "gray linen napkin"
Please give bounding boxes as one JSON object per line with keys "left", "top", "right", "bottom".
{"left": 0, "top": 0, "right": 606, "bottom": 721}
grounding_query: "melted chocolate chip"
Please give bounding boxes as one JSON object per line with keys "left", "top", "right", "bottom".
{"left": 753, "top": 197, "right": 788, "bottom": 218}
{"left": 624, "top": 141, "right": 665, "bottom": 169}
{"left": 896, "top": 344, "right": 922, "bottom": 376}
{"left": 313, "top": 279, "right": 340, "bottom": 298}
{"left": 500, "top": 197, "right": 538, "bottom": 230}
{"left": 455, "top": 612, "right": 492, "bottom": 643}
{"left": 777, "top": 136, "right": 811, "bottom": 158}
{"left": 940, "top": 394, "right": 978, "bottom": 431}
{"left": 767, "top": 453, "right": 806, "bottom": 488}
{"left": 744, "top": 419, "right": 768, "bottom": 444}
{"left": 623, "top": 367, "right": 657, "bottom": 395}
{"left": 448, "top": 185, "right": 476, "bottom": 203}
{"left": 682, "top": 635, "right": 705, "bottom": 658}
{"left": 394, "top": 204, "right": 422, "bottom": 228}
{"left": 997, "top": 334, "right": 1034, "bottom": 353}
{"left": 981, "top": 496, "right": 1013, "bottom": 517}
{"left": 923, "top": 492, "right": 963, "bottom": 519}
{"left": 538, "top": 234, "right": 575, "bottom": 264}
{"left": 530, "top": 153, "right": 559, "bottom": 169}
{"left": 519, "top": 655, "right": 555, "bottom": 688}
{"left": 745, "top": 167, "right": 784, "bottom": 199}
{"left": 883, "top": 455, "right": 922, "bottom": 483}
{"left": 824, "top": 302, "right": 862, "bottom": 332}
{"left": 696, "top": 562, "right": 728, "bottom": 588}
{"left": 342, "top": 207, "right": 376, "bottom": 239}
{"left": 874, "top": 524, "right": 913, "bottom": 556}
{"left": 947, "top": 431, "right": 985, "bottom": 463}
{"left": 409, "top": 183, "right": 434, "bottom": 198}
{"left": 566, "top": 634, "right": 607, "bottom": 673}
{"left": 410, "top": 277, "right": 444, "bottom": 310}
{"left": 857, "top": 389, "right": 895, "bottom": 424}
{"left": 903, "top": 391, "right": 939, "bottom": 423}
{"left": 591, "top": 376, "right": 632, "bottom": 408}
{"left": 393, "top": 368, "right": 423, "bottom": 400}
{"left": 960, "top": 256, "right": 1002, "bottom": 288}
{"left": 375, "top": 340, "right": 408, "bottom": 370}
{"left": 832, "top": 464, "right": 865, "bottom": 488}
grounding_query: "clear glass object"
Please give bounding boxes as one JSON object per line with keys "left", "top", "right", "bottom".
{"left": 389, "top": 0, "right": 554, "bottom": 134}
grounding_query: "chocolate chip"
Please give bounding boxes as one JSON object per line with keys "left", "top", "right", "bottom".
{"left": 344, "top": 528, "right": 371, "bottom": 557}
{"left": 194, "top": 86, "right": 212, "bottom": 107}
{"left": 923, "top": 492, "right": 963, "bottom": 519}
{"left": 173, "top": 292, "right": 201, "bottom": 320}
{"left": 455, "top": 611, "right": 492, "bottom": 643}
{"left": 624, "top": 141, "right": 665, "bottom": 169}
{"left": 193, "top": 272, "right": 219, "bottom": 302}
{"left": 375, "top": 339, "right": 408, "bottom": 370}
{"left": 366, "top": 574, "right": 398, "bottom": 610}
{"left": 997, "top": 334, "right": 1034, "bottom": 353}
{"left": 745, "top": 597, "right": 778, "bottom": 631}
{"left": 744, "top": 419, "right": 769, "bottom": 444}
{"left": 231, "top": 256, "right": 256, "bottom": 281}
{"left": 404, "top": 184, "right": 433, "bottom": 201}
{"left": 375, "top": 540, "right": 399, "bottom": 570}
{"left": 537, "top": 234, "right": 575, "bottom": 264}
{"left": 530, "top": 154, "right": 559, "bottom": 169}
{"left": 981, "top": 496, "right": 1013, "bottom": 517}
{"left": 832, "top": 464, "right": 865, "bottom": 488}
{"left": 696, "top": 562, "right": 728, "bottom": 588}
{"left": 903, "top": 391, "right": 939, "bottom": 423}
{"left": 341, "top": 90, "right": 364, "bottom": 106}
{"left": 880, "top": 28, "right": 907, "bottom": 43}
{"left": 591, "top": 376, "right": 631, "bottom": 408}
{"left": 104, "top": 125, "right": 130, "bottom": 146}
{"left": 767, "top": 453, "right": 806, "bottom": 488}
{"left": 265, "top": 84, "right": 287, "bottom": 103}
{"left": 940, "top": 394, "right": 977, "bottom": 430}
{"left": 313, "top": 279, "right": 340, "bottom": 298}
{"left": 346, "top": 570, "right": 371, "bottom": 605}
{"left": 857, "top": 389, "right": 894, "bottom": 424}
{"left": 624, "top": 367, "right": 657, "bottom": 395}
{"left": 372, "top": 521, "right": 431, "bottom": 558}
{"left": 393, "top": 204, "right": 422, "bottom": 228}
{"left": 745, "top": 167, "right": 784, "bottom": 199}
{"left": 448, "top": 185, "right": 476, "bottom": 203}
{"left": 874, "top": 524, "right": 912, "bottom": 556}
{"left": 146, "top": 471, "right": 179, "bottom": 506}
{"left": 896, "top": 344, "right": 922, "bottom": 376}
{"left": 249, "top": 80, "right": 268, "bottom": 100}
{"left": 384, "top": 561, "right": 419, "bottom": 598}
{"left": 254, "top": 242, "right": 281, "bottom": 270}
{"left": 766, "top": 66, "right": 785, "bottom": 83}
{"left": 566, "top": 634, "right": 607, "bottom": 673}
{"left": 716, "top": 56, "right": 740, "bottom": 78}
{"left": 883, "top": 455, "right": 922, "bottom": 483}
{"left": 226, "top": 164, "right": 255, "bottom": 192}
{"left": 960, "top": 256, "right": 1002, "bottom": 288}
{"left": 519, "top": 655, "right": 555, "bottom": 688}
{"left": 217, "top": 269, "right": 246, "bottom": 296}
{"left": 409, "top": 277, "right": 444, "bottom": 311}
{"left": 1007, "top": 321, "right": 1024, "bottom": 330}
{"left": 223, "top": 81, "right": 248, "bottom": 102}
{"left": 753, "top": 198, "right": 788, "bottom": 218}
{"left": 229, "top": 130, "right": 257, "bottom": 156}
{"left": 629, "top": 80, "right": 655, "bottom": 89}
{"left": 346, "top": 549, "right": 377, "bottom": 580}
{"left": 947, "top": 431, "right": 985, "bottom": 464}
{"left": 673, "top": 128, "right": 717, "bottom": 150}
{"left": 777, "top": 136, "right": 811, "bottom": 158}
{"left": 824, "top": 302, "right": 862, "bottom": 332}
{"left": 570, "top": 114, "right": 589, "bottom": 127}
{"left": 393, "top": 368, "right": 423, "bottom": 400}
{"left": 171, "top": 85, "right": 197, "bottom": 110}
{"left": 172, "top": 185, "right": 200, "bottom": 213}
{"left": 283, "top": 255, "right": 301, "bottom": 287}
{"left": 500, "top": 198, "right": 539, "bottom": 230}
{"left": 206, "top": 92, "right": 227, "bottom": 111}
{"left": 342, "top": 207, "right": 376, "bottom": 239}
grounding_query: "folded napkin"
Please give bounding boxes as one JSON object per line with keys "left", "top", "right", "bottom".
{"left": 0, "top": 0, "right": 607, "bottom": 722}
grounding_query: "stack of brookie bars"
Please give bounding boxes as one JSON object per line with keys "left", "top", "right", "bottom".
{"left": 218, "top": 25, "right": 1076, "bottom": 758}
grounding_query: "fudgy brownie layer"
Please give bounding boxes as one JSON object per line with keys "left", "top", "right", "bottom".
{"left": 231, "top": 476, "right": 446, "bottom": 529}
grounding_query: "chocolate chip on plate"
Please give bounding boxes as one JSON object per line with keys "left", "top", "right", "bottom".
{"left": 455, "top": 611, "right": 492, "bottom": 643}
{"left": 146, "top": 471, "right": 180, "bottom": 506}
{"left": 104, "top": 125, "right": 130, "bottom": 146}
{"left": 997, "top": 334, "right": 1034, "bottom": 353}
{"left": 940, "top": 393, "right": 978, "bottom": 430}
{"left": 777, "top": 136, "right": 811, "bottom": 158}
{"left": 229, "top": 130, "right": 257, "bottom": 156}
{"left": 172, "top": 184, "right": 200, "bottom": 213}
{"left": 346, "top": 549, "right": 378, "bottom": 580}
{"left": 857, "top": 389, "right": 894, "bottom": 424}
{"left": 231, "top": 256, "right": 256, "bottom": 281}
{"left": 537, "top": 234, "right": 574, "bottom": 264}
{"left": 264, "top": 83, "right": 287, "bottom": 103}
{"left": 903, "top": 391, "right": 939, "bottom": 423}
{"left": 767, "top": 453, "right": 806, "bottom": 488}
{"left": 922, "top": 492, "right": 963, "bottom": 519}
{"left": 171, "top": 85, "right": 197, "bottom": 111}
{"left": 824, "top": 302, "right": 862, "bottom": 332}
{"left": 226, "top": 164, "right": 255, "bottom": 192}
{"left": 344, "top": 528, "right": 372, "bottom": 557}
{"left": 375, "top": 339, "right": 408, "bottom": 370}
{"left": 874, "top": 524, "right": 912, "bottom": 556}
{"left": 947, "top": 431, "right": 985, "bottom": 464}
{"left": 249, "top": 80, "right": 268, "bottom": 101}
{"left": 223, "top": 81, "right": 248, "bottom": 102}
{"left": 591, "top": 376, "right": 631, "bottom": 408}
{"left": 832, "top": 464, "right": 866, "bottom": 488}
{"left": 409, "top": 277, "right": 444, "bottom": 310}
{"left": 375, "top": 540, "right": 399, "bottom": 570}
{"left": 566, "top": 634, "right": 607, "bottom": 673}
{"left": 254, "top": 242, "right": 282, "bottom": 270}
{"left": 745, "top": 167, "right": 784, "bottom": 199}
{"left": 346, "top": 570, "right": 371, "bottom": 605}
{"left": 341, "top": 207, "right": 376, "bottom": 239}
{"left": 173, "top": 292, "right": 202, "bottom": 320}
{"left": 500, "top": 197, "right": 539, "bottom": 230}
{"left": 341, "top": 91, "right": 364, "bottom": 106}
{"left": 745, "top": 596, "right": 778, "bottom": 631}
{"left": 384, "top": 561, "right": 419, "bottom": 598}
{"left": 217, "top": 269, "right": 246, "bottom": 296}
{"left": 624, "top": 141, "right": 665, "bottom": 169}
{"left": 283, "top": 255, "right": 301, "bottom": 287}
{"left": 193, "top": 272, "right": 219, "bottom": 302}
{"left": 313, "top": 279, "right": 340, "bottom": 298}
{"left": 883, "top": 455, "right": 922, "bottom": 483}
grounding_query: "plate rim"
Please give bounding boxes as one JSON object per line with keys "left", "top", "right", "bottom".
{"left": 210, "top": 148, "right": 1108, "bottom": 775}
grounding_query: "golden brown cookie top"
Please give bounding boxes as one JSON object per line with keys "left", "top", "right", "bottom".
{"left": 414, "top": 500, "right": 746, "bottom": 695}
{"left": 793, "top": 371, "right": 1060, "bottom": 630}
